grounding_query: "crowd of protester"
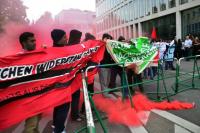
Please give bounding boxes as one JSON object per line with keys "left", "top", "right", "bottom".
{"left": 3, "top": 29, "right": 200, "bottom": 133}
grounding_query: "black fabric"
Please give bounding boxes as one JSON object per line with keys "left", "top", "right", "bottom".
{"left": 71, "top": 90, "right": 80, "bottom": 119}
{"left": 53, "top": 103, "right": 70, "bottom": 133}
{"left": 100, "top": 50, "right": 115, "bottom": 66}
{"left": 108, "top": 67, "right": 123, "bottom": 89}
{"left": 0, "top": 68, "right": 71, "bottom": 89}
{"left": 0, "top": 78, "right": 74, "bottom": 106}
{"left": 127, "top": 69, "right": 143, "bottom": 94}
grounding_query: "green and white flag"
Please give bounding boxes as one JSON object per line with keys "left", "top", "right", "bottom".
{"left": 106, "top": 37, "right": 158, "bottom": 74}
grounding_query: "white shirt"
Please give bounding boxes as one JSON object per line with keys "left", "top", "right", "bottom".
{"left": 159, "top": 42, "right": 166, "bottom": 52}
{"left": 184, "top": 39, "right": 192, "bottom": 48}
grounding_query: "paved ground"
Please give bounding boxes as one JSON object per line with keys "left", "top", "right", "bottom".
{"left": 1, "top": 59, "right": 200, "bottom": 133}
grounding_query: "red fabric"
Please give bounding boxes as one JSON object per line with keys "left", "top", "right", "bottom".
{"left": 0, "top": 87, "right": 71, "bottom": 130}
{"left": 151, "top": 27, "right": 157, "bottom": 40}
{"left": 0, "top": 40, "right": 105, "bottom": 130}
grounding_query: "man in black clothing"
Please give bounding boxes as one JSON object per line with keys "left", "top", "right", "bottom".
{"left": 67, "top": 29, "right": 82, "bottom": 121}
{"left": 51, "top": 29, "right": 69, "bottom": 133}
{"left": 108, "top": 36, "right": 125, "bottom": 90}
{"left": 99, "top": 33, "right": 116, "bottom": 98}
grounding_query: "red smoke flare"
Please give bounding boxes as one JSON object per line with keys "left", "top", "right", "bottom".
{"left": 93, "top": 92, "right": 194, "bottom": 126}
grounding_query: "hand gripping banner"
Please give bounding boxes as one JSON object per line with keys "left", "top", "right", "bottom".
{"left": 0, "top": 40, "right": 105, "bottom": 130}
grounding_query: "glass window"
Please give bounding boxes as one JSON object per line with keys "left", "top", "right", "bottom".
{"left": 152, "top": 0, "right": 158, "bottom": 13}
{"left": 179, "top": 0, "right": 189, "bottom": 5}
{"left": 124, "top": 4, "right": 128, "bottom": 23}
{"left": 145, "top": 0, "right": 151, "bottom": 16}
{"left": 142, "top": 14, "right": 176, "bottom": 40}
{"left": 193, "top": 11, "right": 196, "bottom": 18}
{"left": 129, "top": 1, "right": 133, "bottom": 21}
{"left": 133, "top": 1, "right": 136, "bottom": 19}
{"left": 182, "top": 6, "right": 200, "bottom": 38}
{"left": 140, "top": 0, "right": 144, "bottom": 17}
{"left": 117, "top": 10, "right": 119, "bottom": 26}
{"left": 160, "top": 0, "right": 167, "bottom": 11}
{"left": 169, "top": 0, "right": 176, "bottom": 8}
{"left": 135, "top": 0, "right": 139, "bottom": 19}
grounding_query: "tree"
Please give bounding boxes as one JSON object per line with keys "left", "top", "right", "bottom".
{"left": 0, "top": 0, "right": 27, "bottom": 32}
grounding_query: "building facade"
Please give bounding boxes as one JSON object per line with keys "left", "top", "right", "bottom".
{"left": 55, "top": 9, "right": 96, "bottom": 35}
{"left": 96, "top": 0, "right": 200, "bottom": 40}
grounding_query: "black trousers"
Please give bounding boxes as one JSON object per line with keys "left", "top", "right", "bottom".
{"left": 71, "top": 90, "right": 81, "bottom": 119}
{"left": 53, "top": 103, "right": 70, "bottom": 133}
{"left": 53, "top": 90, "right": 81, "bottom": 133}
{"left": 127, "top": 69, "right": 143, "bottom": 94}
{"left": 108, "top": 67, "right": 123, "bottom": 89}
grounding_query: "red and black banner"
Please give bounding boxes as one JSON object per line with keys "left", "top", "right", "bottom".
{"left": 0, "top": 40, "right": 105, "bottom": 130}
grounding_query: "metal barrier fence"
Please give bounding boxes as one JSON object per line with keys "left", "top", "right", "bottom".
{"left": 75, "top": 55, "right": 200, "bottom": 133}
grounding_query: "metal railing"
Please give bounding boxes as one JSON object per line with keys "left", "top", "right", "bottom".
{"left": 76, "top": 55, "right": 200, "bottom": 133}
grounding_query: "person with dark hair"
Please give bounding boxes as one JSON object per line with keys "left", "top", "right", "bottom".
{"left": 19, "top": 32, "right": 41, "bottom": 133}
{"left": 51, "top": 29, "right": 67, "bottom": 47}
{"left": 99, "top": 33, "right": 116, "bottom": 99}
{"left": 83, "top": 32, "right": 96, "bottom": 42}
{"left": 108, "top": 36, "right": 125, "bottom": 93}
{"left": 67, "top": 29, "right": 82, "bottom": 122}
{"left": 19, "top": 32, "right": 36, "bottom": 51}
{"left": 67, "top": 29, "right": 82, "bottom": 45}
{"left": 118, "top": 36, "right": 125, "bottom": 42}
{"left": 174, "top": 39, "right": 183, "bottom": 59}
{"left": 51, "top": 29, "right": 68, "bottom": 133}
{"left": 193, "top": 37, "right": 200, "bottom": 56}
{"left": 126, "top": 41, "right": 144, "bottom": 94}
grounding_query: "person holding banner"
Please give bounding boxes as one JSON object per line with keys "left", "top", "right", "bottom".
{"left": 19, "top": 32, "right": 41, "bottom": 133}
{"left": 108, "top": 36, "right": 125, "bottom": 93}
{"left": 99, "top": 33, "right": 116, "bottom": 98}
{"left": 164, "top": 39, "right": 176, "bottom": 70}
{"left": 127, "top": 41, "right": 144, "bottom": 95}
{"left": 68, "top": 29, "right": 83, "bottom": 121}
{"left": 51, "top": 29, "right": 69, "bottom": 133}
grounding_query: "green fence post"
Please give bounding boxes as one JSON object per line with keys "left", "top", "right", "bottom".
{"left": 160, "top": 63, "right": 170, "bottom": 102}
{"left": 156, "top": 60, "right": 161, "bottom": 100}
{"left": 122, "top": 63, "right": 134, "bottom": 108}
{"left": 121, "top": 65, "right": 126, "bottom": 102}
{"left": 192, "top": 57, "right": 197, "bottom": 88}
{"left": 89, "top": 95, "right": 108, "bottom": 133}
{"left": 175, "top": 59, "right": 180, "bottom": 93}
{"left": 194, "top": 55, "right": 200, "bottom": 79}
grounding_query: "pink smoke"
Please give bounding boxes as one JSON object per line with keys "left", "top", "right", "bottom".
{"left": 0, "top": 19, "right": 75, "bottom": 57}
{"left": 0, "top": 22, "right": 55, "bottom": 57}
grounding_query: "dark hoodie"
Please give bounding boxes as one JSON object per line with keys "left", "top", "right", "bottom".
{"left": 100, "top": 33, "right": 115, "bottom": 65}
{"left": 68, "top": 29, "right": 82, "bottom": 45}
